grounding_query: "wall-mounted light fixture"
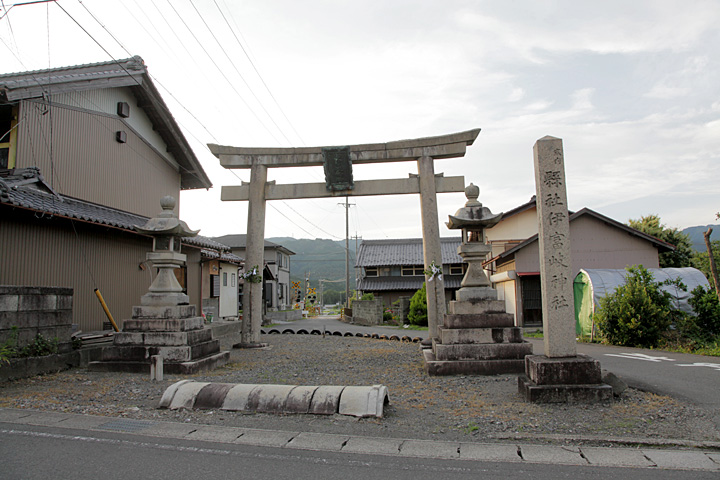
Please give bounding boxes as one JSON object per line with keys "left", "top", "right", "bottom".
{"left": 116, "top": 131, "right": 127, "bottom": 143}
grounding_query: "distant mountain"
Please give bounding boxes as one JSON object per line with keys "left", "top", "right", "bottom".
{"left": 681, "top": 225, "right": 720, "bottom": 252}
{"left": 268, "top": 237, "right": 357, "bottom": 288}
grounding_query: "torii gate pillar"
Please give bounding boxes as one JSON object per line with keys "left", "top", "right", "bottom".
{"left": 210, "top": 129, "right": 481, "bottom": 347}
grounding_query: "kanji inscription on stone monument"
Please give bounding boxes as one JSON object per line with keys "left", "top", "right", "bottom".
{"left": 533, "top": 136, "right": 577, "bottom": 358}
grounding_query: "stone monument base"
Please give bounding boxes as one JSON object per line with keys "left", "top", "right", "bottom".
{"left": 424, "top": 297, "right": 532, "bottom": 376}
{"left": 517, "top": 354, "right": 612, "bottom": 403}
{"left": 89, "top": 305, "right": 229, "bottom": 375}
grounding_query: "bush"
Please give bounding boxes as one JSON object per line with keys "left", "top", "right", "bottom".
{"left": 688, "top": 285, "right": 720, "bottom": 340}
{"left": 408, "top": 283, "right": 428, "bottom": 326}
{"left": 595, "top": 266, "right": 680, "bottom": 348}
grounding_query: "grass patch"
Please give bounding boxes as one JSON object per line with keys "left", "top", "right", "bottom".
{"left": 523, "top": 329, "right": 543, "bottom": 338}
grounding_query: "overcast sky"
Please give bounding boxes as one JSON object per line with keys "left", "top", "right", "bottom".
{"left": 2, "top": 0, "right": 718, "bottom": 241}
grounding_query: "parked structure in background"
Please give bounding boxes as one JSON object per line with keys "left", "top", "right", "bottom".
{"left": 0, "top": 57, "right": 221, "bottom": 332}
{"left": 212, "top": 234, "right": 295, "bottom": 311}
{"left": 484, "top": 201, "right": 675, "bottom": 327}
{"left": 355, "top": 237, "right": 466, "bottom": 308}
{"left": 200, "top": 249, "right": 243, "bottom": 321}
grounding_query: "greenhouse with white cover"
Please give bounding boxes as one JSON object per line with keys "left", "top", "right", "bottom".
{"left": 573, "top": 267, "right": 710, "bottom": 338}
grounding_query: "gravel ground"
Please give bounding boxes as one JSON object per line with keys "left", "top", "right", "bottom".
{"left": 1, "top": 334, "right": 719, "bottom": 447}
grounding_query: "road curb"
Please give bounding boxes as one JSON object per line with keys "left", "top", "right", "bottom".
{"left": 1, "top": 407, "right": 718, "bottom": 471}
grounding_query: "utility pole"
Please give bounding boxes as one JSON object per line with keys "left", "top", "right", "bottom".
{"left": 351, "top": 233, "right": 362, "bottom": 290}
{"left": 338, "top": 197, "right": 355, "bottom": 307}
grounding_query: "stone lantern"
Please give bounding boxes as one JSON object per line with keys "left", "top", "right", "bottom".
{"left": 446, "top": 183, "right": 502, "bottom": 301}
{"left": 135, "top": 196, "right": 198, "bottom": 307}
{"left": 423, "top": 182, "right": 532, "bottom": 376}
{"left": 88, "top": 196, "right": 229, "bottom": 375}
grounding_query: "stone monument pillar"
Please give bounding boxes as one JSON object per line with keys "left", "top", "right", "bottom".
{"left": 518, "top": 137, "right": 611, "bottom": 402}
{"left": 423, "top": 183, "right": 532, "bottom": 375}
{"left": 89, "top": 197, "right": 229, "bottom": 374}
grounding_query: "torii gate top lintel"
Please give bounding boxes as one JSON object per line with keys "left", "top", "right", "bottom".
{"left": 208, "top": 128, "right": 480, "bottom": 168}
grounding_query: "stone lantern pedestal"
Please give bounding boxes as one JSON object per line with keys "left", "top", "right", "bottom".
{"left": 89, "top": 197, "right": 229, "bottom": 374}
{"left": 423, "top": 184, "right": 532, "bottom": 376}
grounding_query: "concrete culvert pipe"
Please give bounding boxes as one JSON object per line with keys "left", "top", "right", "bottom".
{"left": 269, "top": 329, "right": 280, "bottom": 334}
{"left": 343, "top": 332, "right": 354, "bottom": 337}
{"left": 296, "top": 329, "right": 309, "bottom": 335}
{"left": 282, "top": 329, "right": 295, "bottom": 334}
{"left": 310, "top": 329, "right": 321, "bottom": 335}
{"left": 159, "top": 381, "right": 390, "bottom": 418}
{"left": 389, "top": 335, "right": 400, "bottom": 341}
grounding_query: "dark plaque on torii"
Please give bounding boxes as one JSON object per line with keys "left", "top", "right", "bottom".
{"left": 322, "top": 146, "right": 354, "bottom": 191}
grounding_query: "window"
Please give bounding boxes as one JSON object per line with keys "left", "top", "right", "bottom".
{"left": 231, "top": 273, "right": 236, "bottom": 287}
{"left": 365, "top": 267, "right": 378, "bottom": 277}
{"left": 0, "top": 105, "right": 17, "bottom": 169}
{"left": 211, "top": 274, "right": 220, "bottom": 297}
{"left": 223, "top": 272, "right": 228, "bottom": 287}
{"left": 401, "top": 265, "right": 424, "bottom": 276}
{"left": 449, "top": 264, "right": 464, "bottom": 275}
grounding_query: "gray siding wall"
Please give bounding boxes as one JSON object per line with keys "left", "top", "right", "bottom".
{"left": 15, "top": 97, "right": 181, "bottom": 218}
{"left": 0, "top": 211, "right": 154, "bottom": 332}
{"left": 515, "top": 215, "right": 661, "bottom": 275}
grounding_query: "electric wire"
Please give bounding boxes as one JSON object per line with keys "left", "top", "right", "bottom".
{"left": 212, "top": 0, "right": 305, "bottom": 145}
{"left": 189, "top": 0, "right": 292, "bottom": 146}
{"left": 162, "top": 0, "right": 282, "bottom": 145}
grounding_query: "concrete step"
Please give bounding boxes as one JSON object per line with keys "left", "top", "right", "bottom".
{"left": 432, "top": 341, "right": 533, "bottom": 361}
{"left": 423, "top": 349, "right": 526, "bottom": 376}
{"left": 439, "top": 327, "right": 524, "bottom": 345}
{"left": 88, "top": 350, "right": 230, "bottom": 375}
{"left": 448, "top": 300, "right": 506, "bottom": 315}
{"left": 443, "top": 313, "right": 515, "bottom": 329}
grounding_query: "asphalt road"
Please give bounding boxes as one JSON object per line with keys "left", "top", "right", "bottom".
{"left": 273, "top": 316, "right": 720, "bottom": 410}
{"left": 1, "top": 422, "right": 715, "bottom": 480}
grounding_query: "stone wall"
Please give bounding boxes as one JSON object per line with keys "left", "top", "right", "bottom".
{"left": 352, "top": 299, "right": 384, "bottom": 326}
{"left": 0, "top": 286, "right": 78, "bottom": 382}
{"left": 264, "top": 309, "right": 303, "bottom": 324}
{"left": 0, "top": 286, "right": 74, "bottom": 348}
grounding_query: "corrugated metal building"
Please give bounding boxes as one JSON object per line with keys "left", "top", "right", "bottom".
{"left": 0, "top": 57, "right": 218, "bottom": 332}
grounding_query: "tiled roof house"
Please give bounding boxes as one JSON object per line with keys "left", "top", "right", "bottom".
{"left": 0, "top": 57, "right": 232, "bottom": 331}
{"left": 355, "top": 237, "right": 465, "bottom": 306}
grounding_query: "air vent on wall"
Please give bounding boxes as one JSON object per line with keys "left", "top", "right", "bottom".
{"left": 117, "top": 102, "right": 130, "bottom": 118}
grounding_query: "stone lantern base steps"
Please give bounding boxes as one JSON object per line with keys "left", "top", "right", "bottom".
{"left": 88, "top": 305, "right": 229, "bottom": 375}
{"left": 423, "top": 296, "right": 533, "bottom": 376}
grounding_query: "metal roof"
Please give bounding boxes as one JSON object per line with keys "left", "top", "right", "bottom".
{"left": 0, "top": 56, "right": 211, "bottom": 190}
{"left": 357, "top": 275, "right": 463, "bottom": 292}
{"left": 355, "top": 237, "right": 462, "bottom": 267}
{"left": 0, "top": 167, "right": 225, "bottom": 251}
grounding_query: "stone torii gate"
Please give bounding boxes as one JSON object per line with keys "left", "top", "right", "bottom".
{"left": 209, "top": 129, "right": 480, "bottom": 347}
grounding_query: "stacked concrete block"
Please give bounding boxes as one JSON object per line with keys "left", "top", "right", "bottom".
{"left": 0, "top": 286, "right": 73, "bottom": 351}
{"left": 89, "top": 304, "right": 229, "bottom": 374}
{"left": 424, "top": 295, "right": 532, "bottom": 376}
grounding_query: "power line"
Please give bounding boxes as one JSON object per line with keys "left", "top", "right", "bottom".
{"left": 162, "top": 0, "right": 282, "bottom": 145}
{"left": 189, "top": 0, "right": 292, "bottom": 146}
{"left": 212, "top": 0, "right": 305, "bottom": 145}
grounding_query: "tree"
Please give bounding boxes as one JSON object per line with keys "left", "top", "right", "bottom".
{"left": 408, "top": 283, "right": 428, "bottom": 326}
{"left": 692, "top": 240, "right": 720, "bottom": 290}
{"left": 687, "top": 286, "right": 720, "bottom": 341}
{"left": 627, "top": 214, "right": 693, "bottom": 268}
{"left": 595, "top": 265, "right": 680, "bottom": 348}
